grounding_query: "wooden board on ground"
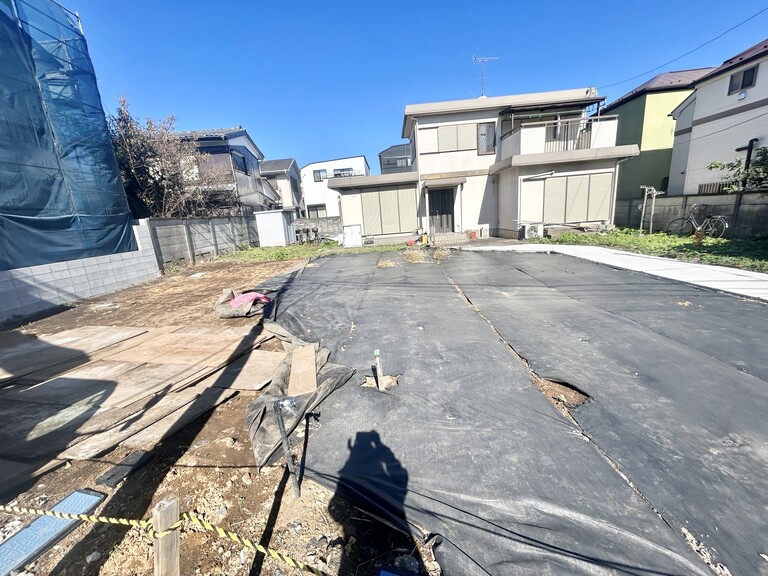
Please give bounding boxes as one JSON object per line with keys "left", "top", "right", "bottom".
{"left": 3, "top": 362, "right": 203, "bottom": 409}
{"left": 0, "top": 327, "right": 147, "bottom": 384}
{"left": 200, "top": 349, "right": 286, "bottom": 391}
{"left": 287, "top": 344, "right": 317, "bottom": 396}
{"left": 122, "top": 388, "right": 236, "bottom": 449}
{"left": 60, "top": 387, "right": 213, "bottom": 460}
{"left": 104, "top": 328, "right": 270, "bottom": 367}
{"left": 0, "top": 459, "right": 42, "bottom": 494}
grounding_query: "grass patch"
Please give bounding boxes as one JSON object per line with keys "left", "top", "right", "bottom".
{"left": 532, "top": 228, "right": 768, "bottom": 273}
{"left": 223, "top": 241, "right": 407, "bottom": 263}
{"left": 433, "top": 248, "right": 450, "bottom": 262}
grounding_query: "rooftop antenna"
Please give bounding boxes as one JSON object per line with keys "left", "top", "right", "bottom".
{"left": 472, "top": 54, "right": 499, "bottom": 97}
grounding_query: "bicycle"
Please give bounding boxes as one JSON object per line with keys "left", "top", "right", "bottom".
{"left": 666, "top": 204, "right": 728, "bottom": 238}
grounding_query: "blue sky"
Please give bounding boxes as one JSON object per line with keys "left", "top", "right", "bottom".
{"left": 69, "top": 0, "right": 768, "bottom": 174}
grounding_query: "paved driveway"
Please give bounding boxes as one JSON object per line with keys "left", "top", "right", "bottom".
{"left": 266, "top": 250, "right": 768, "bottom": 575}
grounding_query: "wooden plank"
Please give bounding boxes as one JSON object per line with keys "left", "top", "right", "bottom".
{"left": 60, "top": 388, "right": 206, "bottom": 460}
{"left": 10, "top": 362, "right": 203, "bottom": 409}
{"left": 202, "top": 350, "right": 286, "bottom": 391}
{"left": 43, "top": 326, "right": 147, "bottom": 353}
{"left": 122, "top": 388, "right": 236, "bottom": 449}
{"left": 0, "top": 327, "right": 147, "bottom": 384}
{"left": 287, "top": 344, "right": 317, "bottom": 396}
{"left": 96, "top": 451, "right": 153, "bottom": 488}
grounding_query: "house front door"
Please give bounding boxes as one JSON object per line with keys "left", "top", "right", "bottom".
{"left": 429, "top": 188, "right": 454, "bottom": 233}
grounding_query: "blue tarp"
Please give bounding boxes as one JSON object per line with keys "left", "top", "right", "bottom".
{"left": 0, "top": 0, "right": 136, "bottom": 271}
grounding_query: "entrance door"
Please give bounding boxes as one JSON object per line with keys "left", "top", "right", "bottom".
{"left": 429, "top": 188, "right": 454, "bottom": 233}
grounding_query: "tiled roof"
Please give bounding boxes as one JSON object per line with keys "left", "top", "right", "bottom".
{"left": 602, "top": 68, "right": 715, "bottom": 112}
{"left": 260, "top": 159, "right": 295, "bottom": 173}
{"left": 176, "top": 127, "right": 244, "bottom": 139}
{"left": 697, "top": 38, "right": 768, "bottom": 82}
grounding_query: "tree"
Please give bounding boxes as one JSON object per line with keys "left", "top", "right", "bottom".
{"left": 108, "top": 98, "right": 238, "bottom": 218}
{"left": 708, "top": 147, "right": 768, "bottom": 193}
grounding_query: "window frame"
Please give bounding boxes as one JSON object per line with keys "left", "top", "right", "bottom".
{"left": 333, "top": 167, "right": 354, "bottom": 177}
{"left": 307, "top": 204, "right": 327, "bottom": 218}
{"left": 728, "top": 65, "right": 758, "bottom": 94}
{"left": 313, "top": 169, "right": 327, "bottom": 182}
{"left": 477, "top": 121, "right": 496, "bottom": 156}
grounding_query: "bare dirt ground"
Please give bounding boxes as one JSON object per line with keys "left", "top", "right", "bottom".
{"left": 2, "top": 258, "right": 439, "bottom": 576}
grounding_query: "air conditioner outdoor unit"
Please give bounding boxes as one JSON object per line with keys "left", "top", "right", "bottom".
{"left": 522, "top": 223, "right": 544, "bottom": 239}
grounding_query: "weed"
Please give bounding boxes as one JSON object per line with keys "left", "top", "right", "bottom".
{"left": 403, "top": 249, "right": 429, "bottom": 263}
{"left": 532, "top": 229, "right": 768, "bottom": 273}
{"left": 433, "top": 249, "right": 450, "bottom": 262}
{"left": 376, "top": 258, "right": 398, "bottom": 268}
{"left": 222, "top": 241, "right": 405, "bottom": 264}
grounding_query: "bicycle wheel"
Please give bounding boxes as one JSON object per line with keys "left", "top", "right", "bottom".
{"left": 708, "top": 217, "right": 727, "bottom": 238}
{"left": 667, "top": 218, "right": 694, "bottom": 236}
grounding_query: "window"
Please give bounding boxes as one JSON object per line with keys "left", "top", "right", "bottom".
{"left": 728, "top": 65, "right": 757, "bottom": 94}
{"left": 313, "top": 169, "right": 327, "bottom": 182}
{"left": 232, "top": 153, "right": 247, "bottom": 174}
{"left": 437, "top": 124, "right": 477, "bottom": 152}
{"left": 307, "top": 204, "right": 327, "bottom": 218}
{"left": 478, "top": 122, "right": 496, "bottom": 155}
{"left": 333, "top": 167, "right": 354, "bottom": 177}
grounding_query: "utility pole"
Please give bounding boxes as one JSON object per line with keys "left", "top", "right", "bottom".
{"left": 472, "top": 55, "right": 499, "bottom": 97}
{"left": 735, "top": 138, "right": 759, "bottom": 189}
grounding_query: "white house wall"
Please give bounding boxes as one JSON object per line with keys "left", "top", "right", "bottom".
{"left": 682, "top": 109, "right": 768, "bottom": 194}
{"left": 671, "top": 55, "right": 768, "bottom": 195}
{"left": 301, "top": 157, "right": 369, "bottom": 217}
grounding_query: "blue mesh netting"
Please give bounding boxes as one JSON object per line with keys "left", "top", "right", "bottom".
{"left": 0, "top": 0, "right": 135, "bottom": 270}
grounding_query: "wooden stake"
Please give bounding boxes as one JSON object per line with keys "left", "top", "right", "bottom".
{"left": 153, "top": 496, "right": 180, "bottom": 576}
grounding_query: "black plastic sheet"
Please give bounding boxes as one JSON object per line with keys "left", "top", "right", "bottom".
{"left": 258, "top": 253, "right": 711, "bottom": 575}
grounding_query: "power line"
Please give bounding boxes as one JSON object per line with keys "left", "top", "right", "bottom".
{"left": 599, "top": 5, "right": 768, "bottom": 90}
{"left": 687, "top": 110, "right": 768, "bottom": 143}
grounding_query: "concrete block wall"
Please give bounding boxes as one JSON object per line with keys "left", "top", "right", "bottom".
{"left": 145, "top": 216, "right": 259, "bottom": 270}
{"left": 614, "top": 191, "right": 768, "bottom": 236}
{"left": 294, "top": 216, "right": 342, "bottom": 237}
{"left": 0, "top": 222, "right": 160, "bottom": 328}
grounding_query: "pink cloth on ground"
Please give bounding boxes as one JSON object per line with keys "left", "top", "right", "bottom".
{"left": 229, "top": 292, "right": 271, "bottom": 308}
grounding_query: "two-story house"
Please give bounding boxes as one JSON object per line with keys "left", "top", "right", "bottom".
{"left": 601, "top": 69, "right": 715, "bottom": 200}
{"left": 259, "top": 158, "right": 304, "bottom": 217}
{"left": 668, "top": 38, "right": 768, "bottom": 195}
{"left": 300, "top": 156, "right": 370, "bottom": 218}
{"left": 180, "top": 127, "right": 280, "bottom": 212}
{"left": 379, "top": 144, "right": 415, "bottom": 174}
{"left": 330, "top": 88, "right": 639, "bottom": 241}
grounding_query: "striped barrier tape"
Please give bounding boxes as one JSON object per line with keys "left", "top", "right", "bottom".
{"left": 0, "top": 504, "right": 332, "bottom": 576}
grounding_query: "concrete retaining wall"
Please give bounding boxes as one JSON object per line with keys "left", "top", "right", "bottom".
{"left": 614, "top": 191, "right": 768, "bottom": 236}
{"left": 0, "top": 222, "right": 160, "bottom": 328}
{"left": 146, "top": 216, "right": 258, "bottom": 270}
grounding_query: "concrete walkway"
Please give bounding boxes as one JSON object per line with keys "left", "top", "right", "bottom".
{"left": 461, "top": 243, "right": 768, "bottom": 302}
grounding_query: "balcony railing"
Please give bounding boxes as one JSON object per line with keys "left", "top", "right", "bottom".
{"left": 501, "top": 115, "right": 618, "bottom": 159}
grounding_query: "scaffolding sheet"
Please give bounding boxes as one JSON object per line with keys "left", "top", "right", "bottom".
{"left": 0, "top": 0, "right": 135, "bottom": 270}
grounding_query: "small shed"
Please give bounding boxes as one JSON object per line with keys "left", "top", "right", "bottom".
{"left": 253, "top": 209, "right": 296, "bottom": 247}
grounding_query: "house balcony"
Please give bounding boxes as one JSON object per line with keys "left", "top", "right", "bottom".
{"left": 500, "top": 115, "right": 619, "bottom": 160}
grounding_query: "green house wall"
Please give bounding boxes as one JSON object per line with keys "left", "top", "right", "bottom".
{"left": 611, "top": 90, "right": 693, "bottom": 200}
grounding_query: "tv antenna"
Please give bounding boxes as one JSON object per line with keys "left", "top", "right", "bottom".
{"left": 472, "top": 54, "right": 498, "bottom": 97}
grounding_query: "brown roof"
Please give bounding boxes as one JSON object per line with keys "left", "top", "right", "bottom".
{"left": 602, "top": 68, "right": 715, "bottom": 112}
{"left": 697, "top": 37, "right": 768, "bottom": 83}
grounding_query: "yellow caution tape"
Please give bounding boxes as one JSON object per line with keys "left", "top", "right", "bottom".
{"left": 0, "top": 504, "right": 332, "bottom": 576}
{"left": 0, "top": 503, "right": 153, "bottom": 530}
